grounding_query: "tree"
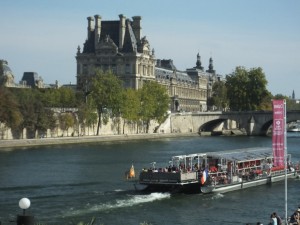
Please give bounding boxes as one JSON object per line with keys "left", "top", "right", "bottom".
{"left": 12, "top": 88, "right": 58, "bottom": 138}
{"left": 0, "top": 61, "right": 4, "bottom": 86}
{"left": 208, "top": 81, "right": 228, "bottom": 111}
{"left": 90, "top": 70, "right": 123, "bottom": 135}
{"left": 226, "top": 67, "right": 271, "bottom": 111}
{"left": 247, "top": 67, "right": 272, "bottom": 110}
{"left": 58, "top": 87, "right": 77, "bottom": 108}
{"left": 77, "top": 99, "right": 98, "bottom": 135}
{"left": 274, "top": 94, "right": 300, "bottom": 110}
{"left": 120, "top": 88, "right": 141, "bottom": 134}
{"left": 0, "top": 87, "right": 22, "bottom": 132}
{"left": 40, "top": 87, "right": 77, "bottom": 108}
{"left": 139, "top": 81, "right": 170, "bottom": 133}
{"left": 13, "top": 88, "right": 38, "bottom": 138}
{"left": 35, "top": 104, "right": 56, "bottom": 137}
{"left": 59, "top": 113, "right": 75, "bottom": 136}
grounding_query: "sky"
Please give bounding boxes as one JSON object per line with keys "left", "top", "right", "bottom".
{"left": 1, "top": 0, "right": 299, "bottom": 97}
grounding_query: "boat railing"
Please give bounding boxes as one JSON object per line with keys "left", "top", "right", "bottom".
{"left": 208, "top": 166, "right": 269, "bottom": 185}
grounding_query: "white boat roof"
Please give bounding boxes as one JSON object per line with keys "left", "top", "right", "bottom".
{"left": 172, "top": 147, "right": 273, "bottom": 162}
{"left": 207, "top": 147, "right": 272, "bottom": 162}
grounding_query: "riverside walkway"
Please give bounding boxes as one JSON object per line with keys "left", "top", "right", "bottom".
{"left": 0, "top": 133, "right": 198, "bottom": 149}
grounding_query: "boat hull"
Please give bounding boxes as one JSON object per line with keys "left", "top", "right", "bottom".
{"left": 210, "top": 171, "right": 298, "bottom": 194}
{"left": 141, "top": 182, "right": 202, "bottom": 194}
{"left": 140, "top": 171, "right": 299, "bottom": 194}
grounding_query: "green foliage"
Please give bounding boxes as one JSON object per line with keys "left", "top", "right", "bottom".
{"left": 208, "top": 81, "right": 228, "bottom": 111}
{"left": 225, "top": 67, "right": 272, "bottom": 111}
{"left": 139, "top": 81, "right": 170, "bottom": 133}
{"left": 77, "top": 99, "right": 98, "bottom": 135}
{"left": 0, "top": 68, "right": 172, "bottom": 137}
{"left": 59, "top": 113, "right": 75, "bottom": 136}
{"left": 90, "top": 69, "right": 123, "bottom": 135}
{"left": 120, "top": 88, "right": 141, "bottom": 133}
{"left": 13, "top": 88, "right": 39, "bottom": 137}
{"left": 0, "top": 61, "right": 4, "bottom": 86}
{"left": 40, "top": 87, "right": 77, "bottom": 108}
{"left": 0, "top": 87, "right": 22, "bottom": 129}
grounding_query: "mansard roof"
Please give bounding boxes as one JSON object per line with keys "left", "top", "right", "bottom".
{"left": 122, "top": 20, "right": 137, "bottom": 52}
{"left": 82, "top": 18, "right": 139, "bottom": 54}
{"left": 155, "top": 59, "right": 196, "bottom": 84}
{"left": 83, "top": 31, "right": 95, "bottom": 53}
{"left": 100, "top": 21, "right": 120, "bottom": 47}
{"left": 21, "top": 72, "right": 40, "bottom": 88}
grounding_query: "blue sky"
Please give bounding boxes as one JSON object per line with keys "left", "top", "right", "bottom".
{"left": 1, "top": 0, "right": 299, "bottom": 97}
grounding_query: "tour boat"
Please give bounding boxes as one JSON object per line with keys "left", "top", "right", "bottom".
{"left": 138, "top": 147, "right": 299, "bottom": 194}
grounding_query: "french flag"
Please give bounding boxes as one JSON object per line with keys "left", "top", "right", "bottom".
{"left": 201, "top": 169, "right": 208, "bottom": 185}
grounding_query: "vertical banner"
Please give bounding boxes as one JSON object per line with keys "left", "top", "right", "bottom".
{"left": 272, "top": 99, "right": 285, "bottom": 167}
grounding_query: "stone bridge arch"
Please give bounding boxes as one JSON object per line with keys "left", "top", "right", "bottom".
{"left": 169, "top": 110, "right": 300, "bottom": 136}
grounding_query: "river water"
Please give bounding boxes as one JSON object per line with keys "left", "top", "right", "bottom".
{"left": 0, "top": 134, "right": 300, "bottom": 225}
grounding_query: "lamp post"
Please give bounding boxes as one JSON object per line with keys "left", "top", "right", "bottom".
{"left": 17, "top": 198, "right": 34, "bottom": 225}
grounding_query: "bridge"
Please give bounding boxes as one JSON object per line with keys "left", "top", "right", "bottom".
{"left": 168, "top": 111, "right": 300, "bottom": 136}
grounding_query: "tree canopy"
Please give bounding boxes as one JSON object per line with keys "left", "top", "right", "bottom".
{"left": 0, "top": 87, "right": 22, "bottom": 129}
{"left": 138, "top": 81, "right": 170, "bottom": 133}
{"left": 208, "top": 80, "right": 228, "bottom": 111}
{"left": 90, "top": 69, "right": 123, "bottom": 135}
{"left": 225, "top": 67, "right": 272, "bottom": 111}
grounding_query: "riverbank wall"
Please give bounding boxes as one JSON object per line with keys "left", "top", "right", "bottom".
{"left": 0, "top": 133, "right": 199, "bottom": 149}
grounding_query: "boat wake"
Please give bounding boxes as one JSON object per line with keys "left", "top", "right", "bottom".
{"left": 64, "top": 192, "right": 171, "bottom": 217}
{"left": 211, "top": 193, "right": 224, "bottom": 200}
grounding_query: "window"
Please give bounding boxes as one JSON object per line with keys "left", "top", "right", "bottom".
{"left": 125, "top": 64, "right": 131, "bottom": 74}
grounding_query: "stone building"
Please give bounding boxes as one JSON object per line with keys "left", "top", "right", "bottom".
{"left": 76, "top": 14, "right": 223, "bottom": 112}
{"left": 76, "top": 14, "right": 156, "bottom": 91}
{"left": 0, "top": 60, "right": 48, "bottom": 89}
{"left": 0, "top": 60, "right": 16, "bottom": 87}
{"left": 155, "top": 59, "right": 208, "bottom": 112}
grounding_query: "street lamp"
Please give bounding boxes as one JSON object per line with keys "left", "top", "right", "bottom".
{"left": 17, "top": 198, "right": 34, "bottom": 225}
{"left": 19, "top": 198, "right": 30, "bottom": 215}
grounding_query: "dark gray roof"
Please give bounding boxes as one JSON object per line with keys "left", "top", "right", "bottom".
{"left": 21, "top": 72, "right": 39, "bottom": 87}
{"left": 82, "top": 19, "right": 139, "bottom": 54}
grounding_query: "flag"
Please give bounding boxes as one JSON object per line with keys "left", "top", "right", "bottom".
{"left": 272, "top": 99, "right": 285, "bottom": 167}
{"left": 201, "top": 169, "right": 208, "bottom": 185}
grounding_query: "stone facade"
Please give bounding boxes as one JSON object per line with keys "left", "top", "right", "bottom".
{"left": 0, "top": 60, "right": 16, "bottom": 87}
{"left": 76, "top": 14, "right": 223, "bottom": 112}
{"left": 155, "top": 59, "right": 208, "bottom": 112}
{"left": 0, "top": 60, "right": 48, "bottom": 89}
{"left": 76, "top": 14, "right": 156, "bottom": 91}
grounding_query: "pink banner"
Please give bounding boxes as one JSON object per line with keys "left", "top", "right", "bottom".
{"left": 272, "top": 99, "right": 285, "bottom": 167}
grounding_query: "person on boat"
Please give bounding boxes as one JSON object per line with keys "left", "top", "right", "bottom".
{"left": 289, "top": 208, "right": 300, "bottom": 225}
{"left": 272, "top": 212, "right": 282, "bottom": 225}
{"left": 269, "top": 213, "right": 278, "bottom": 225}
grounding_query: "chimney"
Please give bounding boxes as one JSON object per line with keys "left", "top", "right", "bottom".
{"left": 87, "top": 16, "right": 94, "bottom": 40}
{"left": 132, "top": 16, "right": 142, "bottom": 41}
{"left": 119, "top": 14, "right": 126, "bottom": 49}
{"left": 94, "top": 15, "right": 101, "bottom": 47}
